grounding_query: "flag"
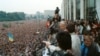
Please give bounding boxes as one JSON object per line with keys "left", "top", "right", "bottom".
{"left": 7, "top": 32, "right": 14, "bottom": 42}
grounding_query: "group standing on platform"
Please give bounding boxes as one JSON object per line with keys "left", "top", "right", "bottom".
{"left": 43, "top": 7, "right": 100, "bottom": 56}
{"left": 0, "top": 7, "right": 100, "bottom": 56}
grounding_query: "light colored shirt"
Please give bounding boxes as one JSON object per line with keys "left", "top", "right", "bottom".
{"left": 71, "top": 33, "right": 81, "bottom": 56}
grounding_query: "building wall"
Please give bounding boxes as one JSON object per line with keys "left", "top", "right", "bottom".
{"left": 60, "top": 0, "right": 68, "bottom": 20}
{"left": 61, "top": 0, "right": 97, "bottom": 21}
{"left": 96, "top": 0, "right": 100, "bottom": 21}
{"left": 61, "top": 0, "right": 77, "bottom": 20}
{"left": 61, "top": 0, "right": 64, "bottom": 19}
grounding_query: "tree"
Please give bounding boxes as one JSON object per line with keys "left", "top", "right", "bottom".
{"left": 0, "top": 11, "right": 26, "bottom": 21}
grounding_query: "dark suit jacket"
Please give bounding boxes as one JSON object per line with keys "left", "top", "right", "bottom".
{"left": 87, "top": 43, "right": 99, "bottom": 56}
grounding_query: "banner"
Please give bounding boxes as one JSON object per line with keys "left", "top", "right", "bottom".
{"left": 7, "top": 32, "right": 14, "bottom": 42}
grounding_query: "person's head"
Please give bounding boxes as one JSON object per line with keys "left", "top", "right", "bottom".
{"left": 56, "top": 31, "right": 72, "bottom": 50}
{"left": 55, "top": 7, "right": 60, "bottom": 14}
{"left": 83, "top": 20, "right": 89, "bottom": 26}
{"left": 67, "top": 23, "right": 75, "bottom": 33}
{"left": 83, "top": 31, "right": 91, "bottom": 36}
{"left": 59, "top": 21, "right": 67, "bottom": 31}
{"left": 84, "top": 35, "right": 93, "bottom": 47}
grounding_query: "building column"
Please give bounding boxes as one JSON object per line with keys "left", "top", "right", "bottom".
{"left": 65, "top": 0, "right": 67, "bottom": 19}
{"left": 80, "top": 0, "right": 84, "bottom": 19}
{"left": 73, "top": 0, "right": 76, "bottom": 21}
{"left": 63, "top": 0, "right": 66, "bottom": 19}
{"left": 61, "top": 0, "right": 64, "bottom": 19}
{"left": 67, "top": 0, "right": 69, "bottom": 20}
{"left": 69, "top": 0, "right": 72, "bottom": 20}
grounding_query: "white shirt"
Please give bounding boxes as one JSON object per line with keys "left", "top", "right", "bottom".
{"left": 43, "top": 45, "right": 61, "bottom": 56}
{"left": 71, "top": 33, "right": 81, "bottom": 56}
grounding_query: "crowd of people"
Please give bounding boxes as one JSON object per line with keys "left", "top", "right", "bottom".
{"left": 0, "top": 7, "right": 100, "bottom": 56}
{"left": 43, "top": 7, "right": 100, "bottom": 56}
{"left": 0, "top": 20, "right": 46, "bottom": 56}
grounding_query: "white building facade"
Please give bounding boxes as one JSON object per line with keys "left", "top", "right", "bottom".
{"left": 96, "top": 0, "right": 100, "bottom": 21}
{"left": 61, "top": 0, "right": 99, "bottom": 21}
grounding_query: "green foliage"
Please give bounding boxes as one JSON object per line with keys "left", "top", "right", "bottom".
{"left": 2, "top": 23, "right": 11, "bottom": 28}
{"left": 0, "top": 11, "right": 26, "bottom": 21}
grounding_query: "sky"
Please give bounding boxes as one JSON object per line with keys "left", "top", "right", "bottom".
{"left": 0, "top": 0, "right": 62, "bottom": 14}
